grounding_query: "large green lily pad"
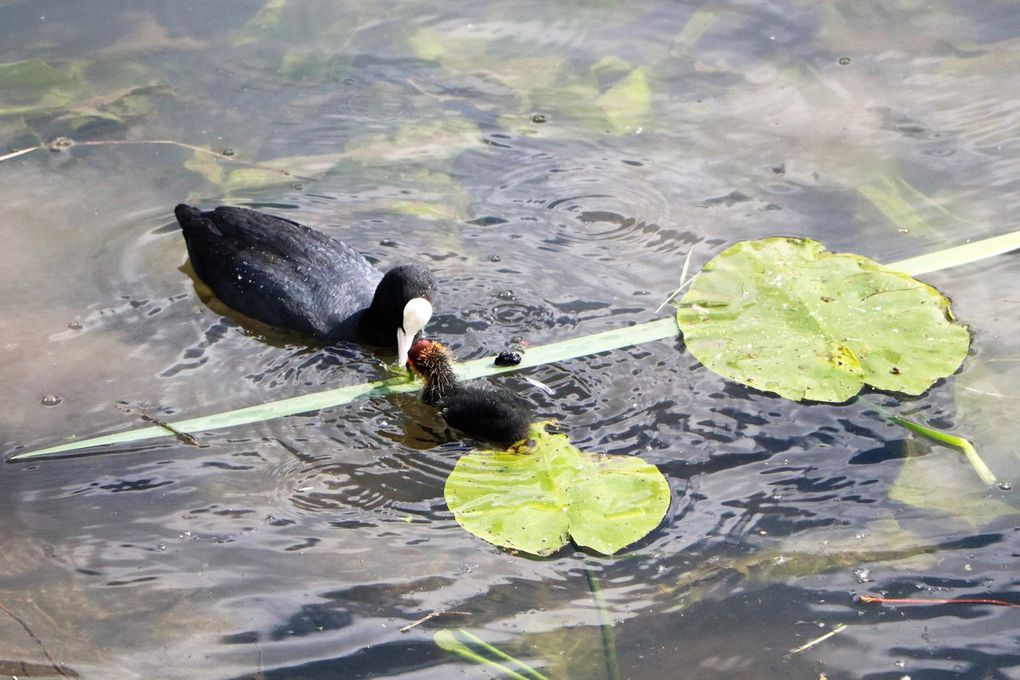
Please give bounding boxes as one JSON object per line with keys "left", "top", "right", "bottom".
{"left": 445, "top": 424, "right": 670, "bottom": 556}
{"left": 676, "top": 237, "right": 970, "bottom": 402}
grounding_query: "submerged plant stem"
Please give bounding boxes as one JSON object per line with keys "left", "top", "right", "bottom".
{"left": 439, "top": 644, "right": 534, "bottom": 680}
{"left": 890, "top": 416, "right": 997, "bottom": 486}
{"left": 0, "top": 138, "right": 310, "bottom": 179}
{"left": 883, "top": 410, "right": 997, "bottom": 486}
{"left": 433, "top": 629, "right": 550, "bottom": 680}
{"left": 858, "top": 595, "right": 1020, "bottom": 608}
{"left": 861, "top": 396, "right": 997, "bottom": 486}
{"left": 584, "top": 563, "right": 622, "bottom": 680}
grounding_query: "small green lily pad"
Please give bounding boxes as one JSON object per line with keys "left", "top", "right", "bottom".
{"left": 676, "top": 237, "right": 970, "bottom": 402}
{"left": 444, "top": 424, "right": 670, "bottom": 556}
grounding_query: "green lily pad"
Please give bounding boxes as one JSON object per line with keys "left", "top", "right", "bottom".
{"left": 676, "top": 237, "right": 970, "bottom": 402}
{"left": 444, "top": 424, "right": 670, "bottom": 556}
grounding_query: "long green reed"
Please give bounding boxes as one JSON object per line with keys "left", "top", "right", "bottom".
{"left": 9, "top": 229, "right": 1020, "bottom": 461}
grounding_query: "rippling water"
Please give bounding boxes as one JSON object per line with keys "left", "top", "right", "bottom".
{"left": 2, "top": 1, "right": 1019, "bottom": 678}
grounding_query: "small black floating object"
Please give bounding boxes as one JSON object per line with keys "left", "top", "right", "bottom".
{"left": 494, "top": 350, "right": 522, "bottom": 367}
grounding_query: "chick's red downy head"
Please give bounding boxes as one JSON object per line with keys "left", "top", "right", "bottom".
{"left": 406, "top": 339, "right": 451, "bottom": 377}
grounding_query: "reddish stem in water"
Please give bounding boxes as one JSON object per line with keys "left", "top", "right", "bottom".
{"left": 859, "top": 595, "right": 1020, "bottom": 608}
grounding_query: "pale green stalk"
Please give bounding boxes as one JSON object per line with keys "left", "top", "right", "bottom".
{"left": 9, "top": 229, "right": 1020, "bottom": 461}
{"left": 890, "top": 230, "right": 1020, "bottom": 276}
{"left": 889, "top": 416, "right": 997, "bottom": 487}
{"left": 859, "top": 397, "right": 998, "bottom": 486}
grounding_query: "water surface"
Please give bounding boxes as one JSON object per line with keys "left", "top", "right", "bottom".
{"left": 1, "top": 1, "right": 1018, "bottom": 678}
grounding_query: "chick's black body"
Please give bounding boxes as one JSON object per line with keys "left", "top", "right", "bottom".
{"left": 409, "top": 340, "right": 532, "bottom": 446}
{"left": 174, "top": 204, "right": 435, "bottom": 347}
{"left": 440, "top": 385, "right": 532, "bottom": 446}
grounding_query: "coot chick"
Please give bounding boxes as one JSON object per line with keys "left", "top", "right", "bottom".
{"left": 407, "top": 339, "right": 532, "bottom": 446}
{"left": 174, "top": 204, "right": 435, "bottom": 364}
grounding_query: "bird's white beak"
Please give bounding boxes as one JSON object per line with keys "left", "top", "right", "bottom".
{"left": 396, "top": 297, "right": 433, "bottom": 366}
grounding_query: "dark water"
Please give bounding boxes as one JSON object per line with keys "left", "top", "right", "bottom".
{"left": 2, "top": 1, "right": 1019, "bottom": 678}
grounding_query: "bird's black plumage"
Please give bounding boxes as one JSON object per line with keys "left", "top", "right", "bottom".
{"left": 174, "top": 204, "right": 435, "bottom": 352}
{"left": 408, "top": 340, "right": 532, "bottom": 446}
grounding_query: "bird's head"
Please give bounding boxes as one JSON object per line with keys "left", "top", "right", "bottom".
{"left": 370, "top": 263, "right": 434, "bottom": 366}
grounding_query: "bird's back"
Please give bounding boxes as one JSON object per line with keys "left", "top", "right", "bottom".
{"left": 175, "top": 204, "right": 383, "bottom": 340}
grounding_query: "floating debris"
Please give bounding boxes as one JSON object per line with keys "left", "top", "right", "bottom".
{"left": 495, "top": 350, "right": 522, "bottom": 367}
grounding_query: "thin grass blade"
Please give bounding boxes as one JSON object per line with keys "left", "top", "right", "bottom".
{"left": 9, "top": 229, "right": 1020, "bottom": 461}
{"left": 9, "top": 376, "right": 418, "bottom": 460}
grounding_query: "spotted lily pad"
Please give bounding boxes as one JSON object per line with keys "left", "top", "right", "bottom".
{"left": 445, "top": 424, "right": 670, "bottom": 556}
{"left": 676, "top": 237, "right": 970, "bottom": 402}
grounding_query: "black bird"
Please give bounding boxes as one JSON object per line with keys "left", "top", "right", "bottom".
{"left": 407, "top": 339, "right": 532, "bottom": 446}
{"left": 174, "top": 204, "right": 435, "bottom": 364}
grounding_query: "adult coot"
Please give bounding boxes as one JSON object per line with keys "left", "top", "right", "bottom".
{"left": 407, "top": 339, "right": 532, "bottom": 446}
{"left": 174, "top": 204, "right": 435, "bottom": 365}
